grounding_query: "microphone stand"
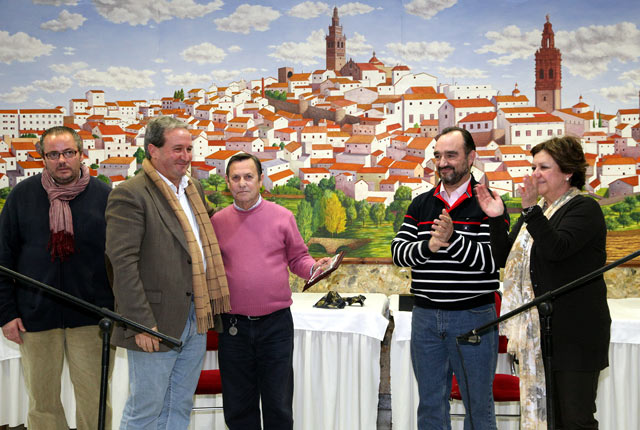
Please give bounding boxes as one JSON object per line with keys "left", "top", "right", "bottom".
{"left": 457, "top": 248, "right": 640, "bottom": 430}
{"left": 0, "top": 265, "right": 183, "bottom": 430}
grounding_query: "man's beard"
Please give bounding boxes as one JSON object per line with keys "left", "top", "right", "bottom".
{"left": 438, "top": 163, "right": 470, "bottom": 186}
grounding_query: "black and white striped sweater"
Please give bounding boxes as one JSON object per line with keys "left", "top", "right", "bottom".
{"left": 391, "top": 179, "right": 510, "bottom": 310}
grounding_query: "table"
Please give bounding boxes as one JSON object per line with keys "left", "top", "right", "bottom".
{"left": 1, "top": 292, "right": 390, "bottom": 430}
{"left": 388, "top": 295, "right": 640, "bottom": 430}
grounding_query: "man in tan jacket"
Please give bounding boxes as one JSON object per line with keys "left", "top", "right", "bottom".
{"left": 106, "top": 116, "right": 230, "bottom": 429}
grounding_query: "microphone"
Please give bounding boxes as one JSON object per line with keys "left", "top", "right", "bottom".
{"left": 457, "top": 330, "right": 482, "bottom": 344}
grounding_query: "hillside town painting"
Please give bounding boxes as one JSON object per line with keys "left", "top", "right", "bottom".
{"left": 1, "top": 0, "right": 639, "bottom": 261}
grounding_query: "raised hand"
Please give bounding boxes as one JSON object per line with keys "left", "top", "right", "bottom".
{"left": 475, "top": 184, "right": 505, "bottom": 217}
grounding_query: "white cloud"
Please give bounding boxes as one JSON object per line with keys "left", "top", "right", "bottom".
{"left": 153, "top": 58, "right": 167, "bottom": 64}
{"left": 63, "top": 47, "right": 75, "bottom": 56}
{"left": 228, "top": 45, "right": 242, "bottom": 53}
{"left": 289, "top": 1, "right": 329, "bottom": 19}
{"left": 181, "top": 42, "right": 226, "bottom": 65}
{"left": 32, "top": 0, "right": 78, "bottom": 5}
{"left": 269, "top": 29, "right": 325, "bottom": 66}
{"left": 34, "top": 97, "right": 55, "bottom": 108}
{"left": 215, "top": 4, "right": 280, "bottom": 34}
{"left": 347, "top": 32, "right": 373, "bottom": 56}
{"left": 475, "top": 25, "right": 539, "bottom": 65}
{"left": 211, "top": 67, "right": 259, "bottom": 83}
{"left": 620, "top": 69, "right": 640, "bottom": 82}
{"left": 0, "top": 85, "right": 35, "bottom": 103}
{"left": 378, "top": 56, "right": 405, "bottom": 67}
{"left": 73, "top": 66, "right": 155, "bottom": 90}
{"left": 165, "top": 72, "right": 212, "bottom": 88}
{"left": 405, "top": 0, "right": 457, "bottom": 20}
{"left": 41, "top": 9, "right": 87, "bottom": 31}
{"left": 49, "top": 61, "right": 88, "bottom": 74}
{"left": 339, "top": 2, "right": 374, "bottom": 16}
{"left": 0, "top": 31, "right": 54, "bottom": 64}
{"left": 33, "top": 76, "right": 74, "bottom": 93}
{"left": 557, "top": 22, "right": 640, "bottom": 79}
{"left": 386, "top": 41, "right": 454, "bottom": 62}
{"left": 597, "top": 82, "right": 639, "bottom": 104}
{"left": 93, "top": 0, "right": 223, "bottom": 26}
{"left": 477, "top": 22, "right": 640, "bottom": 79}
{"left": 438, "top": 66, "right": 488, "bottom": 79}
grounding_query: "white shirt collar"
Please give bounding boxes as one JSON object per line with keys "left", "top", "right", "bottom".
{"left": 439, "top": 177, "right": 471, "bottom": 206}
{"left": 233, "top": 195, "right": 262, "bottom": 211}
{"left": 156, "top": 170, "right": 189, "bottom": 195}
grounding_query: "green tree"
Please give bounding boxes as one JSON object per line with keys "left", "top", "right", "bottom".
{"left": 286, "top": 176, "right": 302, "bottom": 190}
{"left": 355, "top": 200, "right": 370, "bottom": 227}
{"left": 342, "top": 197, "right": 357, "bottom": 225}
{"left": 370, "top": 203, "right": 386, "bottom": 226}
{"left": 612, "top": 202, "right": 630, "bottom": 213}
{"left": 394, "top": 186, "right": 412, "bottom": 202}
{"left": 304, "top": 183, "right": 323, "bottom": 204}
{"left": 279, "top": 142, "right": 285, "bottom": 150}
{"left": 97, "top": 174, "right": 110, "bottom": 185}
{"left": 20, "top": 133, "right": 37, "bottom": 138}
{"left": 207, "top": 174, "right": 226, "bottom": 191}
{"left": 624, "top": 196, "right": 637, "bottom": 207}
{"left": 630, "top": 212, "right": 640, "bottom": 224}
{"left": 312, "top": 198, "right": 326, "bottom": 233}
{"left": 90, "top": 163, "right": 99, "bottom": 170}
{"left": 296, "top": 200, "right": 314, "bottom": 242}
{"left": 605, "top": 218, "right": 619, "bottom": 231}
{"left": 134, "top": 147, "right": 145, "bottom": 164}
{"left": 207, "top": 192, "right": 225, "bottom": 208}
{"left": 324, "top": 193, "right": 347, "bottom": 237}
{"left": 318, "top": 176, "right": 336, "bottom": 191}
{"left": 0, "top": 187, "right": 11, "bottom": 199}
{"left": 618, "top": 213, "right": 632, "bottom": 227}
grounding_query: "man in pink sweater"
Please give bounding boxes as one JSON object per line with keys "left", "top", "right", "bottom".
{"left": 211, "top": 153, "right": 329, "bottom": 430}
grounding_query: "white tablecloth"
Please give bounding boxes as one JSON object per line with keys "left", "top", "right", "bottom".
{"left": 388, "top": 295, "right": 640, "bottom": 430}
{"left": 1, "top": 292, "right": 390, "bottom": 430}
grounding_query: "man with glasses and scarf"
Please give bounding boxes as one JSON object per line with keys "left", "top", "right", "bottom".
{"left": 0, "top": 126, "right": 114, "bottom": 430}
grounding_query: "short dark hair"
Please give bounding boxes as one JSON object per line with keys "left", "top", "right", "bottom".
{"left": 436, "top": 126, "right": 476, "bottom": 154}
{"left": 531, "top": 136, "right": 587, "bottom": 189}
{"left": 226, "top": 152, "right": 263, "bottom": 177}
{"left": 144, "top": 116, "right": 188, "bottom": 159}
{"left": 37, "top": 126, "right": 83, "bottom": 155}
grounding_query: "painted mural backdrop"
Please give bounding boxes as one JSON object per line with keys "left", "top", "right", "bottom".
{"left": 1, "top": 0, "right": 639, "bottom": 261}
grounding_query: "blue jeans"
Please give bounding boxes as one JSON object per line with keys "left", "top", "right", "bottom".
{"left": 411, "top": 304, "right": 498, "bottom": 430}
{"left": 120, "top": 301, "right": 206, "bottom": 430}
{"left": 218, "top": 308, "right": 294, "bottom": 430}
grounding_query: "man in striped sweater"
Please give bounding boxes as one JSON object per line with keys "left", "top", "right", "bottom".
{"left": 391, "top": 127, "right": 509, "bottom": 430}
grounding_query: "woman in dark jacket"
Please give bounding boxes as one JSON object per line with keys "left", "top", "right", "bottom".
{"left": 476, "top": 136, "right": 610, "bottom": 430}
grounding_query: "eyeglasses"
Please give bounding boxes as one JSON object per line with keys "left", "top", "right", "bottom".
{"left": 44, "top": 150, "right": 78, "bottom": 161}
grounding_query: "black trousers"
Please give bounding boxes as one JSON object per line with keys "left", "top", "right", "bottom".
{"left": 552, "top": 370, "right": 601, "bottom": 430}
{"left": 218, "top": 308, "right": 294, "bottom": 430}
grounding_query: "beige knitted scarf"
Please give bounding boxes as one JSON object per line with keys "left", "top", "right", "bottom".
{"left": 41, "top": 164, "right": 90, "bottom": 261}
{"left": 501, "top": 187, "right": 581, "bottom": 429}
{"left": 142, "top": 159, "right": 230, "bottom": 333}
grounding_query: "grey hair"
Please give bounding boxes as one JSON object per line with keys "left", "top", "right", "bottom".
{"left": 144, "top": 116, "right": 188, "bottom": 159}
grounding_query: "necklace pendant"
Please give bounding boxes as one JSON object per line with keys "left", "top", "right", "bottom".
{"left": 229, "top": 326, "right": 238, "bottom": 336}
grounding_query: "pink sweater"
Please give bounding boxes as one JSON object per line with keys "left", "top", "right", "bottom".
{"left": 211, "top": 200, "right": 315, "bottom": 316}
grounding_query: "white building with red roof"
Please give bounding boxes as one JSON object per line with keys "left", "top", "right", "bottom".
{"left": 98, "top": 156, "right": 136, "bottom": 179}
{"left": 205, "top": 149, "right": 241, "bottom": 175}
{"left": 597, "top": 156, "right": 636, "bottom": 187}
{"left": 402, "top": 93, "right": 447, "bottom": 129}
{"left": 505, "top": 114, "right": 565, "bottom": 147}
{"left": 608, "top": 176, "right": 640, "bottom": 197}
{"left": 438, "top": 99, "right": 495, "bottom": 130}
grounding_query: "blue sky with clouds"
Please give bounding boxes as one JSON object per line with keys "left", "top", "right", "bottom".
{"left": 1, "top": 0, "right": 639, "bottom": 114}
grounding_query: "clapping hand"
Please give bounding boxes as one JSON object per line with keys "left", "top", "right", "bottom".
{"left": 428, "top": 209, "right": 453, "bottom": 253}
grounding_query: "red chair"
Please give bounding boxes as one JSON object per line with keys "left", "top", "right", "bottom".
{"left": 193, "top": 330, "right": 223, "bottom": 410}
{"left": 450, "top": 292, "right": 521, "bottom": 425}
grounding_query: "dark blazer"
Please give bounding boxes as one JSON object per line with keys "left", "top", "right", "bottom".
{"left": 105, "top": 170, "right": 211, "bottom": 352}
{"left": 0, "top": 174, "right": 113, "bottom": 331}
{"left": 490, "top": 195, "right": 611, "bottom": 371}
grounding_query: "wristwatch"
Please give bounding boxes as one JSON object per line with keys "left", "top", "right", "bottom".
{"left": 521, "top": 205, "right": 538, "bottom": 220}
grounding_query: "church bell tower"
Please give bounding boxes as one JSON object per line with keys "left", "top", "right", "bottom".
{"left": 326, "top": 7, "right": 346, "bottom": 71}
{"left": 535, "top": 15, "right": 562, "bottom": 113}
